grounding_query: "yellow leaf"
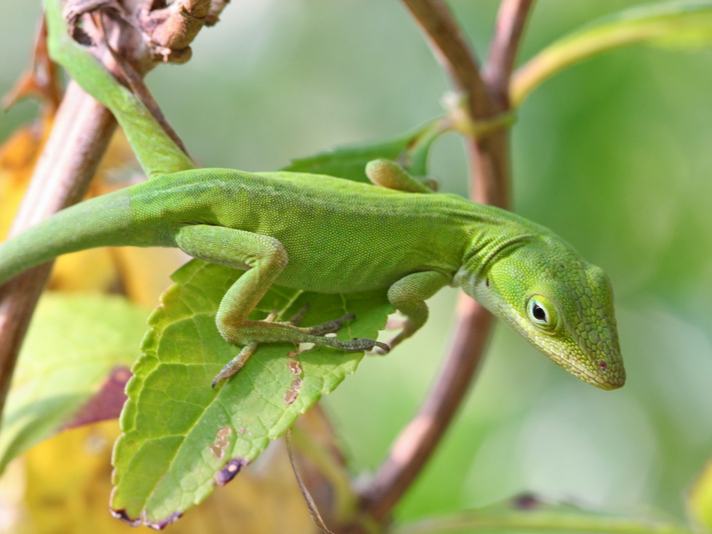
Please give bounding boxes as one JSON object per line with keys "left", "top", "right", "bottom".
{"left": 0, "top": 409, "right": 351, "bottom": 533}
{"left": 0, "top": 119, "right": 51, "bottom": 240}
{"left": 688, "top": 459, "right": 712, "bottom": 533}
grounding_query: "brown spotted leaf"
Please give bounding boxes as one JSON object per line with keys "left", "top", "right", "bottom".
{"left": 110, "top": 260, "right": 392, "bottom": 526}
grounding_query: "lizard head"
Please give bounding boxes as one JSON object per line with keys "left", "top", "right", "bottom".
{"left": 462, "top": 235, "right": 625, "bottom": 390}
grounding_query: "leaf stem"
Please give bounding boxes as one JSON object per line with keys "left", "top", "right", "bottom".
{"left": 290, "top": 420, "right": 357, "bottom": 523}
{"left": 509, "top": 1, "right": 712, "bottom": 108}
{"left": 511, "top": 23, "right": 656, "bottom": 108}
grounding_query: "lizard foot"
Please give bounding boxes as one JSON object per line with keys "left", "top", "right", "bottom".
{"left": 212, "top": 306, "right": 383, "bottom": 386}
{"left": 372, "top": 318, "right": 416, "bottom": 355}
{"left": 212, "top": 308, "right": 286, "bottom": 387}
{"left": 212, "top": 341, "right": 258, "bottom": 388}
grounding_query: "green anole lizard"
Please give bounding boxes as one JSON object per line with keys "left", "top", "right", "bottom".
{"left": 0, "top": 0, "right": 624, "bottom": 390}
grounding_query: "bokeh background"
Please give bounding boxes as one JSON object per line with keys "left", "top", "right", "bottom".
{"left": 1, "top": 0, "right": 711, "bottom": 527}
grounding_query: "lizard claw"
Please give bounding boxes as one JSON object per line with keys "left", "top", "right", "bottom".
{"left": 285, "top": 304, "right": 310, "bottom": 326}
{"left": 351, "top": 338, "right": 390, "bottom": 354}
{"left": 373, "top": 341, "right": 390, "bottom": 354}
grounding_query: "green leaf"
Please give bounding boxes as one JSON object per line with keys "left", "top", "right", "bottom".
{"left": 0, "top": 294, "right": 146, "bottom": 473}
{"left": 688, "top": 460, "right": 712, "bottom": 532}
{"left": 511, "top": 0, "right": 712, "bottom": 107}
{"left": 110, "top": 260, "right": 392, "bottom": 527}
{"left": 282, "top": 118, "right": 443, "bottom": 182}
{"left": 393, "top": 494, "right": 694, "bottom": 534}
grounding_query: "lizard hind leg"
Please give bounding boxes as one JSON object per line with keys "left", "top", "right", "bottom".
{"left": 211, "top": 307, "right": 384, "bottom": 387}
{"left": 211, "top": 309, "right": 280, "bottom": 388}
{"left": 173, "top": 225, "right": 388, "bottom": 385}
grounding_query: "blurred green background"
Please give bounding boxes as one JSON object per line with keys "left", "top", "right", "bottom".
{"left": 2, "top": 0, "right": 711, "bottom": 527}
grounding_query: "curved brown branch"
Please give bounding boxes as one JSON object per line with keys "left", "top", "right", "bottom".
{"left": 361, "top": 298, "right": 493, "bottom": 521}
{"left": 400, "top": 0, "right": 497, "bottom": 119}
{"left": 358, "top": 0, "right": 532, "bottom": 525}
{"left": 0, "top": 0, "right": 228, "bottom": 428}
{"left": 400, "top": 0, "right": 510, "bottom": 207}
{"left": 0, "top": 82, "right": 117, "bottom": 425}
{"left": 484, "top": 0, "right": 536, "bottom": 106}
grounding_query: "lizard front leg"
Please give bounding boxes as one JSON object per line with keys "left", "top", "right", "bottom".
{"left": 365, "top": 159, "right": 437, "bottom": 192}
{"left": 386, "top": 271, "right": 451, "bottom": 349}
{"left": 174, "top": 225, "right": 388, "bottom": 384}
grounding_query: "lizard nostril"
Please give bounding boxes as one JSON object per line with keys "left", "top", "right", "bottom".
{"left": 598, "top": 361, "right": 608, "bottom": 370}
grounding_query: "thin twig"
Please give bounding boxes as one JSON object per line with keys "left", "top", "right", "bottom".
{"left": 400, "top": 0, "right": 496, "bottom": 119}
{"left": 360, "top": 0, "right": 531, "bottom": 524}
{"left": 484, "top": 0, "right": 536, "bottom": 106}
{"left": 0, "top": 82, "right": 117, "bottom": 426}
{"left": 285, "top": 429, "right": 335, "bottom": 534}
{"left": 2, "top": 19, "right": 62, "bottom": 111}
{"left": 401, "top": 0, "right": 509, "bottom": 207}
{"left": 205, "top": 0, "right": 231, "bottom": 26}
{"left": 97, "top": 11, "right": 191, "bottom": 156}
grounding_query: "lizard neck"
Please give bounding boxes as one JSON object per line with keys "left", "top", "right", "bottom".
{"left": 453, "top": 206, "right": 545, "bottom": 298}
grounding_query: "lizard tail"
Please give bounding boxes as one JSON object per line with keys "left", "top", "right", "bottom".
{"left": 0, "top": 188, "right": 134, "bottom": 286}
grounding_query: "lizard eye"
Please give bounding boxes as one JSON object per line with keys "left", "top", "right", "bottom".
{"left": 532, "top": 302, "right": 547, "bottom": 322}
{"left": 527, "top": 295, "right": 557, "bottom": 331}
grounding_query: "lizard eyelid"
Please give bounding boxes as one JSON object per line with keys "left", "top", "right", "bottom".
{"left": 526, "top": 295, "right": 557, "bottom": 331}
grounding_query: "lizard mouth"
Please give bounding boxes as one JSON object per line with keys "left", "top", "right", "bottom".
{"left": 490, "top": 305, "right": 626, "bottom": 390}
{"left": 564, "top": 358, "right": 625, "bottom": 390}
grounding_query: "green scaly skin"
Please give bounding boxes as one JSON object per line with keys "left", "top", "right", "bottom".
{"left": 0, "top": 0, "right": 625, "bottom": 389}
